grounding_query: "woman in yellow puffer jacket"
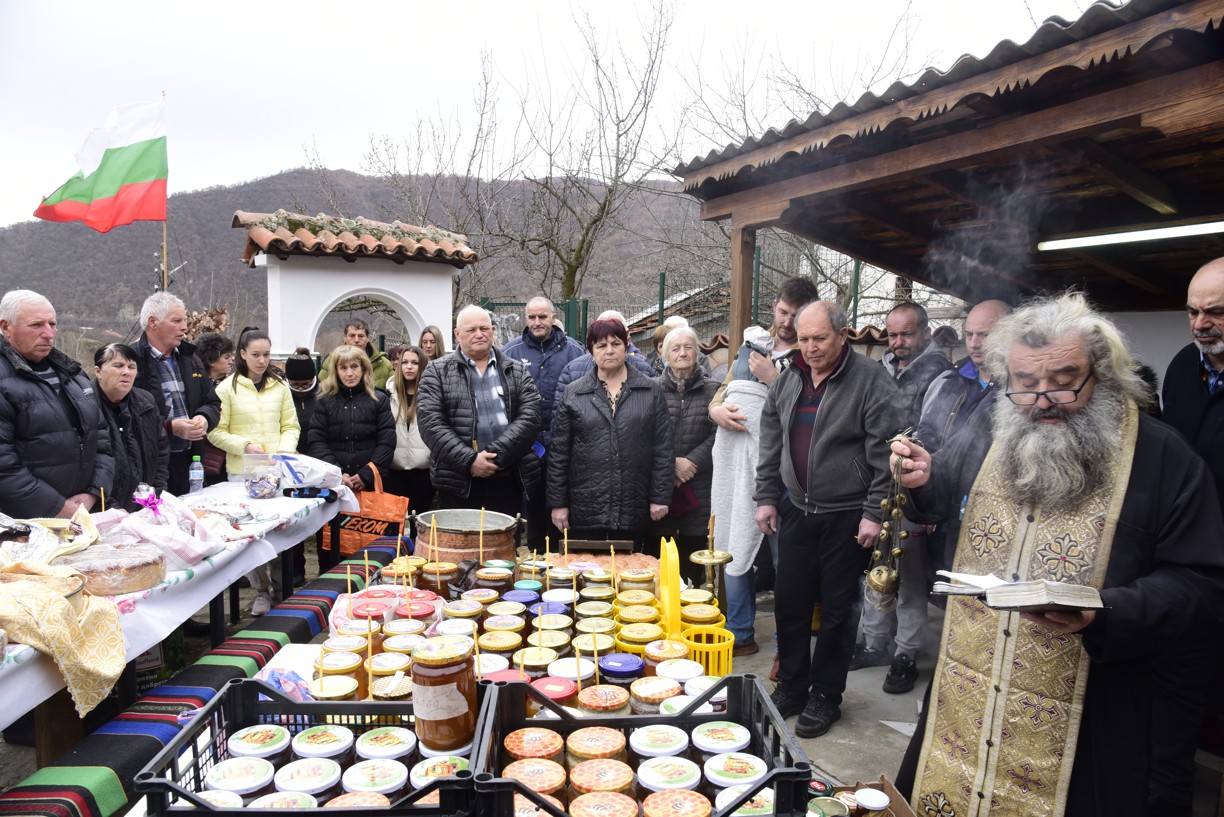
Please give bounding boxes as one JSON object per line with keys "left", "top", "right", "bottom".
{"left": 207, "top": 327, "right": 300, "bottom": 615}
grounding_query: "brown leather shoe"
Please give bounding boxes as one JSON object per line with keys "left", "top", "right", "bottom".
{"left": 769, "top": 653, "right": 780, "bottom": 682}
{"left": 733, "top": 641, "right": 760, "bottom": 657}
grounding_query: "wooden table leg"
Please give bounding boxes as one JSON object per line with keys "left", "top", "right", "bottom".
{"left": 33, "top": 688, "right": 83, "bottom": 768}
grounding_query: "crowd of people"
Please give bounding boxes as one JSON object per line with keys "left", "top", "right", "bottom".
{"left": 0, "top": 257, "right": 1221, "bottom": 815}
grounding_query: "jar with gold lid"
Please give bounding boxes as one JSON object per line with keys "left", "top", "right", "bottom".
{"left": 576, "top": 684, "right": 631, "bottom": 718}
{"left": 579, "top": 584, "right": 616, "bottom": 603}
{"left": 616, "top": 568, "right": 656, "bottom": 594}
{"left": 618, "top": 604, "right": 661, "bottom": 627}
{"left": 617, "top": 622, "right": 665, "bottom": 655}
{"left": 680, "top": 603, "right": 722, "bottom": 628}
{"left": 370, "top": 673, "right": 413, "bottom": 702}
{"left": 337, "top": 617, "right": 384, "bottom": 654}
{"left": 444, "top": 599, "right": 484, "bottom": 624}
{"left": 572, "top": 633, "right": 616, "bottom": 662}
{"left": 410, "top": 636, "right": 477, "bottom": 752}
{"left": 679, "top": 588, "right": 715, "bottom": 607}
{"left": 511, "top": 647, "right": 559, "bottom": 681}
{"left": 321, "top": 634, "right": 368, "bottom": 658}
{"left": 534, "top": 613, "right": 574, "bottom": 638}
{"left": 436, "top": 619, "right": 478, "bottom": 639}
{"left": 574, "top": 601, "right": 614, "bottom": 620}
{"left": 579, "top": 568, "right": 614, "bottom": 590}
{"left": 575, "top": 617, "right": 618, "bottom": 638}
{"left": 474, "top": 567, "right": 514, "bottom": 594}
{"left": 315, "top": 650, "right": 368, "bottom": 700}
{"left": 308, "top": 675, "right": 360, "bottom": 702}
{"left": 545, "top": 567, "right": 576, "bottom": 588}
{"left": 477, "top": 631, "right": 523, "bottom": 660}
{"left": 461, "top": 587, "right": 500, "bottom": 607}
{"left": 566, "top": 726, "right": 628, "bottom": 770}
{"left": 644, "top": 639, "right": 690, "bottom": 676}
{"left": 614, "top": 589, "right": 657, "bottom": 609}
{"left": 567, "top": 758, "right": 635, "bottom": 803}
{"left": 484, "top": 614, "right": 527, "bottom": 635}
{"left": 526, "top": 629, "right": 571, "bottom": 659}
{"left": 379, "top": 555, "right": 426, "bottom": 586}
{"left": 418, "top": 562, "right": 460, "bottom": 599}
{"left": 517, "top": 559, "right": 548, "bottom": 583}
{"left": 629, "top": 675, "right": 682, "bottom": 715}
{"left": 487, "top": 601, "right": 527, "bottom": 620}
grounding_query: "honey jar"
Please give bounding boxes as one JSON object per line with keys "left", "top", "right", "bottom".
{"left": 512, "top": 647, "right": 559, "bottom": 682}
{"left": 501, "top": 758, "right": 568, "bottom": 807}
{"left": 275, "top": 757, "right": 343, "bottom": 804}
{"left": 566, "top": 726, "right": 628, "bottom": 769}
{"left": 597, "top": 653, "right": 644, "bottom": 689}
{"left": 572, "top": 633, "right": 616, "bottom": 662}
{"left": 529, "top": 676, "right": 578, "bottom": 715}
{"left": 567, "top": 758, "right": 635, "bottom": 803}
{"left": 418, "top": 562, "right": 460, "bottom": 599}
{"left": 569, "top": 791, "right": 639, "bottom": 817}
{"left": 629, "top": 676, "right": 682, "bottom": 715}
{"left": 410, "top": 636, "right": 477, "bottom": 752}
{"left": 487, "top": 601, "right": 528, "bottom": 620}
{"left": 474, "top": 568, "right": 514, "bottom": 594}
{"left": 642, "top": 789, "right": 712, "bottom": 817}
{"left": 315, "top": 651, "right": 368, "bottom": 700}
{"left": 579, "top": 584, "right": 616, "bottom": 603}
{"left": 579, "top": 569, "right": 615, "bottom": 591}
{"left": 616, "top": 568, "right": 656, "bottom": 594}
{"left": 477, "top": 631, "right": 523, "bottom": 660}
{"left": 679, "top": 588, "right": 715, "bottom": 607}
{"left": 383, "top": 633, "right": 426, "bottom": 657}
{"left": 308, "top": 675, "right": 360, "bottom": 702}
{"left": 503, "top": 727, "right": 565, "bottom": 765}
{"left": 614, "top": 589, "right": 657, "bottom": 609}
{"left": 337, "top": 618, "right": 384, "bottom": 655}
{"left": 617, "top": 604, "right": 661, "bottom": 626}
{"left": 535, "top": 613, "right": 574, "bottom": 638}
{"left": 228, "top": 724, "right": 292, "bottom": 767}
{"left": 382, "top": 618, "right": 427, "bottom": 638}
{"left": 484, "top": 614, "right": 528, "bottom": 635}
{"left": 644, "top": 640, "right": 690, "bottom": 676}
{"left": 526, "top": 629, "right": 571, "bottom": 658}
{"left": 576, "top": 684, "right": 631, "bottom": 718}
{"left": 370, "top": 673, "right": 413, "bottom": 702}
{"left": 617, "top": 623, "right": 664, "bottom": 655}
{"left": 575, "top": 617, "right": 618, "bottom": 639}
{"left": 366, "top": 651, "right": 412, "bottom": 685}
{"left": 680, "top": 603, "right": 722, "bottom": 628}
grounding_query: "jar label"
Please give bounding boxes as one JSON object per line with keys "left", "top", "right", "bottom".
{"left": 411, "top": 681, "right": 470, "bottom": 721}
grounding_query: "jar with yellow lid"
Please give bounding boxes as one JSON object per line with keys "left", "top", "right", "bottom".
{"left": 545, "top": 567, "right": 576, "bottom": 587}
{"left": 379, "top": 556, "right": 426, "bottom": 586}
{"left": 579, "top": 584, "right": 616, "bottom": 603}
{"left": 365, "top": 650, "right": 412, "bottom": 683}
{"left": 501, "top": 758, "right": 568, "bottom": 807}
{"left": 534, "top": 613, "right": 574, "bottom": 638}
{"left": 461, "top": 587, "right": 500, "bottom": 608}
{"left": 315, "top": 651, "right": 368, "bottom": 700}
{"left": 644, "top": 639, "right": 690, "bottom": 675}
{"left": 337, "top": 618, "right": 384, "bottom": 655}
{"left": 526, "top": 629, "right": 571, "bottom": 659}
{"left": 567, "top": 758, "right": 635, "bottom": 803}
{"left": 308, "top": 675, "right": 360, "bottom": 702}
{"left": 382, "top": 617, "right": 427, "bottom": 638}
{"left": 503, "top": 727, "right": 565, "bottom": 765}
{"left": 566, "top": 726, "right": 628, "bottom": 770}
{"left": 574, "top": 601, "right": 614, "bottom": 620}
{"left": 511, "top": 647, "right": 559, "bottom": 682}
{"left": 487, "top": 601, "right": 527, "bottom": 620}
{"left": 616, "top": 568, "right": 656, "bottom": 594}
{"left": 618, "top": 604, "right": 661, "bottom": 627}
{"left": 418, "top": 562, "right": 460, "bottom": 599}
{"left": 579, "top": 568, "right": 614, "bottom": 590}
{"left": 321, "top": 634, "right": 368, "bottom": 658}
{"left": 679, "top": 588, "right": 715, "bottom": 607}
{"left": 629, "top": 676, "right": 682, "bottom": 715}
{"left": 642, "top": 788, "right": 712, "bottom": 817}
{"left": 370, "top": 672, "right": 413, "bottom": 702}
{"left": 615, "top": 589, "right": 657, "bottom": 609}
{"left": 572, "top": 633, "right": 616, "bottom": 662}
{"left": 410, "top": 636, "right": 478, "bottom": 752}
{"left": 474, "top": 567, "right": 514, "bottom": 594}
{"left": 680, "top": 603, "right": 722, "bottom": 628}
{"left": 576, "top": 684, "right": 631, "bottom": 718}
{"left": 617, "top": 622, "right": 665, "bottom": 656}
{"left": 575, "top": 617, "right": 618, "bottom": 638}
{"left": 517, "top": 558, "right": 548, "bottom": 583}
{"left": 444, "top": 599, "right": 484, "bottom": 624}
{"left": 383, "top": 634, "right": 426, "bottom": 657}
{"left": 484, "top": 614, "right": 527, "bottom": 635}
{"left": 477, "top": 631, "right": 523, "bottom": 660}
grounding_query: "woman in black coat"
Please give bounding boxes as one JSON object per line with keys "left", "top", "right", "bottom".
{"left": 650, "top": 326, "right": 719, "bottom": 582}
{"left": 547, "top": 318, "right": 673, "bottom": 546}
{"left": 93, "top": 343, "right": 169, "bottom": 510}
{"left": 307, "top": 345, "right": 396, "bottom": 493}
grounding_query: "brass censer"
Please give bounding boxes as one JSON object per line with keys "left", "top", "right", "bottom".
{"left": 864, "top": 430, "right": 917, "bottom": 613}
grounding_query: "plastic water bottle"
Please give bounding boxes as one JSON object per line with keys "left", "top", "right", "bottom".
{"left": 188, "top": 455, "right": 205, "bottom": 494}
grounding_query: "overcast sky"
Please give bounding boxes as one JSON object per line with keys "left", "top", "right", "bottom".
{"left": 0, "top": 0, "right": 1091, "bottom": 230}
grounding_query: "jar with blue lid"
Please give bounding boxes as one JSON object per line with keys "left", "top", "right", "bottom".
{"left": 597, "top": 653, "right": 644, "bottom": 689}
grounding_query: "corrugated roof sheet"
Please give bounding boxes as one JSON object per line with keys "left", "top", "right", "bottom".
{"left": 673, "top": 0, "right": 1196, "bottom": 178}
{"left": 232, "top": 209, "right": 479, "bottom": 268}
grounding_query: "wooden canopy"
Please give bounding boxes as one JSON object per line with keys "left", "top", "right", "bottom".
{"left": 675, "top": 0, "right": 1224, "bottom": 341}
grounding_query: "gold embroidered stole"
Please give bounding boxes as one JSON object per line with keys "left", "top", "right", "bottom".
{"left": 912, "top": 401, "right": 1137, "bottom": 817}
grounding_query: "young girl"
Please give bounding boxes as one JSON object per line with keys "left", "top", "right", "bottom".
{"left": 206, "top": 327, "right": 300, "bottom": 615}
{"left": 384, "top": 345, "right": 434, "bottom": 520}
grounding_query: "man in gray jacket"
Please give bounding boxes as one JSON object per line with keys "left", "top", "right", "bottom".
{"left": 755, "top": 301, "right": 902, "bottom": 738}
{"left": 417, "top": 305, "right": 542, "bottom": 518}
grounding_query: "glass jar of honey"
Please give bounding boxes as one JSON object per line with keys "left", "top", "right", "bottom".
{"left": 474, "top": 568, "right": 514, "bottom": 594}
{"left": 679, "top": 588, "right": 714, "bottom": 607}
{"left": 534, "top": 613, "right": 574, "bottom": 638}
{"left": 680, "top": 603, "right": 722, "bottom": 629}
{"left": 575, "top": 618, "right": 618, "bottom": 639}
{"left": 571, "top": 633, "right": 616, "bottom": 662}
{"left": 308, "top": 675, "right": 360, "bottom": 702}
{"left": 383, "top": 617, "right": 427, "bottom": 638}
{"left": 643, "top": 640, "right": 690, "bottom": 676}
{"left": 617, "top": 604, "right": 661, "bottom": 627}
{"left": 337, "top": 618, "right": 384, "bottom": 655}
{"left": 511, "top": 647, "right": 559, "bottom": 681}
{"left": 410, "top": 636, "right": 478, "bottom": 753}
{"left": 315, "top": 651, "right": 368, "bottom": 700}
{"left": 614, "top": 589, "right": 657, "bottom": 610}
{"left": 487, "top": 601, "right": 527, "bottom": 620}
{"left": 477, "top": 631, "right": 523, "bottom": 661}
{"left": 580, "top": 568, "right": 614, "bottom": 591}
{"left": 616, "top": 568, "right": 656, "bottom": 594}
{"left": 382, "top": 634, "right": 426, "bottom": 657}
{"left": 579, "top": 584, "right": 616, "bottom": 603}
{"left": 617, "top": 623, "right": 665, "bottom": 656}
{"left": 418, "top": 562, "right": 460, "bottom": 599}
{"left": 526, "top": 629, "right": 571, "bottom": 659}
{"left": 574, "top": 601, "right": 614, "bottom": 620}
{"left": 484, "top": 614, "right": 527, "bottom": 635}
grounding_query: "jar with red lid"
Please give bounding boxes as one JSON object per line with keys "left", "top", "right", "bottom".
{"left": 405, "top": 588, "right": 438, "bottom": 603}
{"left": 529, "top": 676, "right": 577, "bottom": 715}
{"left": 351, "top": 600, "right": 392, "bottom": 632}
{"left": 501, "top": 758, "right": 568, "bottom": 807}
{"left": 410, "top": 636, "right": 478, "bottom": 752}
{"left": 396, "top": 600, "right": 438, "bottom": 626}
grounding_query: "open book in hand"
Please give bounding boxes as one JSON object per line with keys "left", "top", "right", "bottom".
{"left": 932, "top": 571, "right": 1103, "bottom": 612}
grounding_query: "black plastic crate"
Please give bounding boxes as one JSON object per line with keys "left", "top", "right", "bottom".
{"left": 472, "top": 673, "right": 812, "bottom": 817}
{"left": 135, "top": 678, "right": 481, "bottom": 816}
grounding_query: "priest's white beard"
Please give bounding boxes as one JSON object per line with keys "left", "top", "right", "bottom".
{"left": 993, "top": 385, "right": 1123, "bottom": 512}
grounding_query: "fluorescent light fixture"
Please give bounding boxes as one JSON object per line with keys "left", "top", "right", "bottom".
{"left": 1038, "top": 220, "right": 1224, "bottom": 251}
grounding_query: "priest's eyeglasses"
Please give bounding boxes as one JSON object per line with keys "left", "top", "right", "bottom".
{"left": 1005, "top": 370, "right": 1094, "bottom": 406}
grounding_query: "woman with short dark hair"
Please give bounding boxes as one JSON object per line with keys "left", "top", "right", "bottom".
{"left": 93, "top": 343, "right": 169, "bottom": 510}
{"left": 547, "top": 319, "right": 673, "bottom": 545}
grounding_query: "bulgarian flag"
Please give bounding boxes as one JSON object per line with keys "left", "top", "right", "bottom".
{"left": 34, "top": 100, "right": 167, "bottom": 233}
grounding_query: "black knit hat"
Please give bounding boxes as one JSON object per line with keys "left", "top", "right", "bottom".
{"left": 283, "top": 356, "right": 316, "bottom": 381}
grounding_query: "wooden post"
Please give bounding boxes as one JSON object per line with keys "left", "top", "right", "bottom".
{"left": 730, "top": 226, "right": 756, "bottom": 346}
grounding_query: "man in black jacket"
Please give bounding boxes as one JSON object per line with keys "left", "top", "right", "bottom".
{"left": 0, "top": 289, "right": 113, "bottom": 518}
{"left": 1162, "top": 256, "right": 1224, "bottom": 513}
{"left": 132, "top": 292, "right": 221, "bottom": 495}
{"left": 417, "top": 305, "right": 542, "bottom": 518}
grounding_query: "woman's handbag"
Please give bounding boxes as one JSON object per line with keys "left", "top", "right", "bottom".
{"left": 666, "top": 482, "right": 700, "bottom": 518}
{"left": 320, "top": 463, "right": 410, "bottom": 556}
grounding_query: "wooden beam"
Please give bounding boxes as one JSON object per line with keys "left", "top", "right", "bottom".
{"left": 729, "top": 227, "right": 756, "bottom": 350}
{"left": 1048, "top": 139, "right": 1179, "bottom": 215}
{"left": 1060, "top": 250, "right": 1169, "bottom": 295}
{"left": 700, "top": 60, "right": 1224, "bottom": 222}
{"left": 680, "top": 0, "right": 1224, "bottom": 188}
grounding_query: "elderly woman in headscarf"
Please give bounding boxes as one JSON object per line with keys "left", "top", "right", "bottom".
{"left": 93, "top": 343, "right": 169, "bottom": 510}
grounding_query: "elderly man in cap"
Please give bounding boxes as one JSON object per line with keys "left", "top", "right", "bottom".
{"left": 892, "top": 293, "right": 1224, "bottom": 817}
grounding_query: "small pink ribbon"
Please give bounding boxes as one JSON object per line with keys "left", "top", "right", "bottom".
{"left": 134, "top": 492, "right": 164, "bottom": 520}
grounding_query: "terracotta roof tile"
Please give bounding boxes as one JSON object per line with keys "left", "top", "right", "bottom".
{"left": 232, "top": 209, "right": 479, "bottom": 268}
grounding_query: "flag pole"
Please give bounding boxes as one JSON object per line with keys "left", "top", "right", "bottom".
{"left": 161, "top": 219, "right": 168, "bottom": 291}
